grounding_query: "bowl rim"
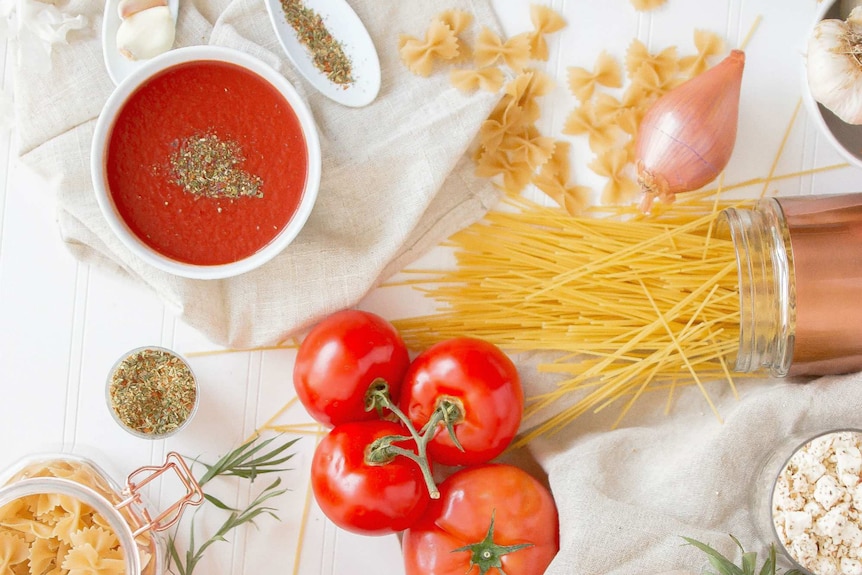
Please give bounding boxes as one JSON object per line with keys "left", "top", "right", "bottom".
{"left": 801, "top": 0, "right": 862, "bottom": 171}
{"left": 91, "top": 45, "right": 322, "bottom": 280}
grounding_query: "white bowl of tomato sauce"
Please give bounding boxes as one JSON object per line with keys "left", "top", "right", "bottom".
{"left": 91, "top": 46, "right": 321, "bottom": 280}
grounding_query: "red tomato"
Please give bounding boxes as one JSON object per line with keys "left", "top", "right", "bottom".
{"left": 293, "top": 309, "right": 409, "bottom": 426}
{"left": 402, "top": 464, "right": 559, "bottom": 575}
{"left": 399, "top": 337, "right": 523, "bottom": 466}
{"left": 311, "top": 420, "right": 431, "bottom": 536}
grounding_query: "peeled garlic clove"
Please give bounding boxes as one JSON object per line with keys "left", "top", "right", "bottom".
{"left": 116, "top": 5, "right": 175, "bottom": 61}
{"left": 806, "top": 10, "right": 862, "bottom": 125}
{"left": 117, "top": 0, "right": 167, "bottom": 20}
{"left": 635, "top": 50, "right": 745, "bottom": 213}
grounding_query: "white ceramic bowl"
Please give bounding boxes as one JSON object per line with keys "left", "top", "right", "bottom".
{"left": 801, "top": 0, "right": 862, "bottom": 170}
{"left": 91, "top": 46, "right": 321, "bottom": 280}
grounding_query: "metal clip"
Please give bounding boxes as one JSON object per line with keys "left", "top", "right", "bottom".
{"left": 116, "top": 452, "right": 204, "bottom": 537}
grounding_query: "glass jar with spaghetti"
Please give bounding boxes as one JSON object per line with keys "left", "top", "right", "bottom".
{"left": 722, "top": 193, "right": 862, "bottom": 377}
{"left": 0, "top": 452, "right": 203, "bottom": 575}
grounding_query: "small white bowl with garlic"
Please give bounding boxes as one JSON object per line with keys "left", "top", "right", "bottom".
{"left": 102, "top": 0, "right": 179, "bottom": 85}
{"left": 803, "top": 0, "right": 862, "bottom": 169}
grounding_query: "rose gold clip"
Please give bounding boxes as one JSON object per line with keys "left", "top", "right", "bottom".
{"left": 116, "top": 452, "right": 204, "bottom": 537}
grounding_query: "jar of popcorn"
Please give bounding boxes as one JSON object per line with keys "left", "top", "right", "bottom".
{"left": 0, "top": 452, "right": 203, "bottom": 575}
{"left": 753, "top": 429, "right": 862, "bottom": 575}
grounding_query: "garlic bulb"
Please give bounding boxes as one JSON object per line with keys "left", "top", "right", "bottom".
{"left": 116, "top": 1, "right": 175, "bottom": 62}
{"left": 807, "top": 7, "right": 862, "bottom": 124}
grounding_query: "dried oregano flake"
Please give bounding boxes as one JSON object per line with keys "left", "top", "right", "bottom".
{"left": 109, "top": 348, "right": 197, "bottom": 437}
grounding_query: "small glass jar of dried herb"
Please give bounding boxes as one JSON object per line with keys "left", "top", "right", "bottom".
{"left": 106, "top": 346, "right": 199, "bottom": 439}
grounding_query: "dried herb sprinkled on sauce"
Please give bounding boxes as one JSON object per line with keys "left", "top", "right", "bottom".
{"left": 170, "top": 132, "right": 264, "bottom": 199}
{"left": 108, "top": 348, "right": 197, "bottom": 437}
{"left": 279, "top": 0, "right": 355, "bottom": 86}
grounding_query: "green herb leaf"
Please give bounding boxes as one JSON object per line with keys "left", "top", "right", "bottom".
{"left": 167, "top": 434, "right": 297, "bottom": 575}
{"left": 683, "top": 537, "right": 744, "bottom": 575}
{"left": 194, "top": 434, "right": 298, "bottom": 485}
{"left": 203, "top": 493, "right": 238, "bottom": 511}
{"left": 683, "top": 535, "right": 802, "bottom": 575}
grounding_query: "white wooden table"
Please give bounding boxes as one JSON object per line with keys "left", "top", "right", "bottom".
{"left": 1, "top": 1, "right": 859, "bottom": 574}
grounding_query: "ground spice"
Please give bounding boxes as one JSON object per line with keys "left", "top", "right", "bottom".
{"left": 169, "top": 131, "right": 264, "bottom": 199}
{"left": 279, "top": 0, "right": 355, "bottom": 86}
{"left": 108, "top": 347, "right": 198, "bottom": 437}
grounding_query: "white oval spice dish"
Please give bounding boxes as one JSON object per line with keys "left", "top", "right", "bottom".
{"left": 263, "top": 0, "right": 381, "bottom": 107}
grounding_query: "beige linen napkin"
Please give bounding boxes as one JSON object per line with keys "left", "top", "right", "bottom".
{"left": 13, "top": 0, "right": 503, "bottom": 348}
{"left": 528, "top": 372, "right": 862, "bottom": 575}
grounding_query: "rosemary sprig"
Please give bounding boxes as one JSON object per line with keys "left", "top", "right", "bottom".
{"left": 167, "top": 434, "right": 299, "bottom": 575}
{"left": 195, "top": 434, "right": 298, "bottom": 485}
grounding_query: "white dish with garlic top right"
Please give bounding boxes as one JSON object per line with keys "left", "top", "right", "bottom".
{"left": 102, "top": 0, "right": 179, "bottom": 85}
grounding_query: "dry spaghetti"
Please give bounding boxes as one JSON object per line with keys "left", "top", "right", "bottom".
{"left": 392, "top": 195, "right": 752, "bottom": 443}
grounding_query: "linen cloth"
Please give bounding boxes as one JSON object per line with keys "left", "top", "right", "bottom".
{"left": 12, "top": 0, "right": 504, "bottom": 348}
{"left": 522, "top": 369, "right": 862, "bottom": 575}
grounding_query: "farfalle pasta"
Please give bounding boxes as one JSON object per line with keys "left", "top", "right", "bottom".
{"left": 398, "top": 19, "right": 460, "bottom": 77}
{"left": 562, "top": 101, "right": 619, "bottom": 155}
{"left": 679, "top": 29, "right": 726, "bottom": 76}
{"left": 397, "top": 6, "right": 570, "bottom": 203}
{"left": 449, "top": 67, "right": 505, "bottom": 92}
{"left": 527, "top": 5, "right": 566, "bottom": 60}
{"left": 0, "top": 458, "right": 157, "bottom": 575}
{"left": 567, "top": 51, "right": 622, "bottom": 101}
{"left": 473, "top": 27, "right": 532, "bottom": 72}
{"left": 0, "top": 531, "right": 29, "bottom": 573}
{"left": 499, "top": 125, "right": 555, "bottom": 170}
{"left": 589, "top": 148, "right": 639, "bottom": 205}
{"left": 531, "top": 142, "right": 591, "bottom": 215}
{"left": 624, "top": 41, "right": 678, "bottom": 82}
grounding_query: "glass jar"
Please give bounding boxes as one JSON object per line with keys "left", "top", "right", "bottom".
{"left": 751, "top": 428, "right": 862, "bottom": 575}
{"left": 722, "top": 194, "right": 862, "bottom": 377}
{"left": 0, "top": 452, "right": 203, "bottom": 575}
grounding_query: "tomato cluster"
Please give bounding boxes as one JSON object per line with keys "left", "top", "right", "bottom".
{"left": 293, "top": 309, "right": 559, "bottom": 575}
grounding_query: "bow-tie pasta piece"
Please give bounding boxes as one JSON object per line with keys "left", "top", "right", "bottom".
{"left": 679, "top": 29, "right": 726, "bottom": 77}
{"left": 450, "top": 67, "right": 505, "bottom": 93}
{"left": 527, "top": 4, "right": 565, "bottom": 61}
{"left": 474, "top": 27, "right": 532, "bottom": 72}
{"left": 567, "top": 51, "right": 622, "bottom": 102}
{"left": 398, "top": 19, "right": 460, "bottom": 77}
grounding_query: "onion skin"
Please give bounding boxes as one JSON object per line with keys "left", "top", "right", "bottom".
{"left": 635, "top": 49, "right": 745, "bottom": 213}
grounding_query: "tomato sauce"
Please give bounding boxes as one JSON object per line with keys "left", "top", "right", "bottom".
{"left": 106, "top": 60, "right": 308, "bottom": 266}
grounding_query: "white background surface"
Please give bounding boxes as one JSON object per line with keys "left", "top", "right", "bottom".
{"left": 1, "top": 1, "right": 861, "bottom": 574}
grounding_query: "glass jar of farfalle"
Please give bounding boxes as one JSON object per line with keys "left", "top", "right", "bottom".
{"left": 0, "top": 452, "right": 203, "bottom": 575}
{"left": 752, "top": 429, "right": 862, "bottom": 575}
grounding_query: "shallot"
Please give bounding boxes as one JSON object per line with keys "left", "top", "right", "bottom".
{"left": 635, "top": 49, "right": 745, "bottom": 213}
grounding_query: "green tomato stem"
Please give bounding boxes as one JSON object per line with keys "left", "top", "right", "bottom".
{"left": 365, "top": 380, "right": 443, "bottom": 500}
{"left": 451, "top": 510, "right": 534, "bottom": 575}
